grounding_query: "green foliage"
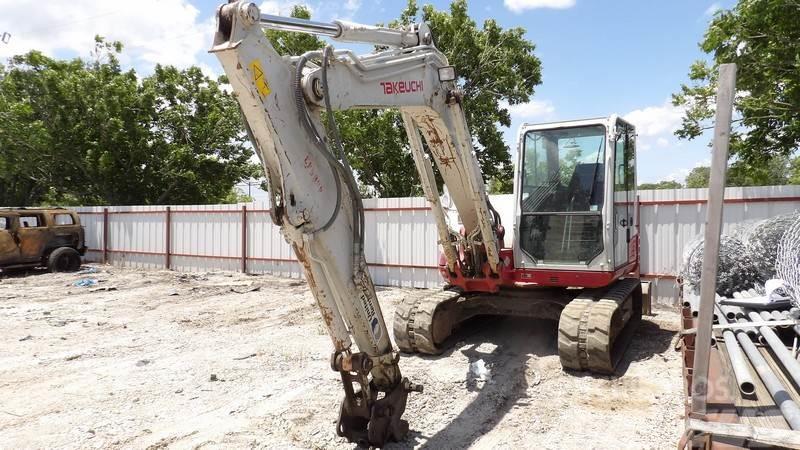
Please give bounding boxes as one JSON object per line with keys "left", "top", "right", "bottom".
{"left": 790, "top": 157, "right": 800, "bottom": 185}
{"left": 263, "top": 1, "right": 542, "bottom": 197}
{"left": 487, "top": 176, "right": 513, "bottom": 194}
{"left": 0, "top": 38, "right": 257, "bottom": 206}
{"left": 264, "top": 6, "right": 325, "bottom": 56}
{"left": 673, "top": 0, "right": 800, "bottom": 167}
{"left": 336, "top": 110, "right": 421, "bottom": 197}
{"left": 415, "top": 0, "right": 542, "bottom": 194}
{"left": 558, "top": 146, "right": 582, "bottom": 184}
{"left": 683, "top": 156, "right": 794, "bottom": 188}
{"left": 727, "top": 156, "right": 792, "bottom": 186}
{"left": 139, "top": 65, "right": 258, "bottom": 204}
{"left": 220, "top": 188, "right": 254, "bottom": 204}
{"left": 685, "top": 166, "right": 711, "bottom": 188}
{"left": 638, "top": 180, "right": 683, "bottom": 190}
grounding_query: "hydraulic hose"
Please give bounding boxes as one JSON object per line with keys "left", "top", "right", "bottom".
{"left": 294, "top": 55, "right": 341, "bottom": 233}
{"left": 321, "top": 45, "right": 366, "bottom": 273}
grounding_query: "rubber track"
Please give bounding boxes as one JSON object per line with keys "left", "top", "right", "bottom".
{"left": 558, "top": 278, "right": 642, "bottom": 374}
{"left": 393, "top": 289, "right": 461, "bottom": 355}
{"left": 558, "top": 291, "right": 602, "bottom": 371}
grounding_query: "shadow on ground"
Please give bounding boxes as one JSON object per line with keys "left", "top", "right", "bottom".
{"left": 388, "top": 312, "right": 677, "bottom": 449}
{"left": 0, "top": 267, "right": 51, "bottom": 278}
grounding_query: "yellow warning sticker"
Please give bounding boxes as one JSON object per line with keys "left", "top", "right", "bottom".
{"left": 249, "top": 59, "right": 271, "bottom": 98}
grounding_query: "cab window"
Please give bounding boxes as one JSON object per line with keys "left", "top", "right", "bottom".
{"left": 54, "top": 214, "right": 74, "bottom": 226}
{"left": 19, "top": 215, "right": 43, "bottom": 228}
{"left": 521, "top": 125, "right": 606, "bottom": 213}
{"left": 0, "top": 217, "right": 8, "bottom": 230}
{"left": 518, "top": 124, "right": 606, "bottom": 264}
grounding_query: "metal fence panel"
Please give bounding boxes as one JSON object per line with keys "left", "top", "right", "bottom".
{"left": 75, "top": 186, "right": 800, "bottom": 305}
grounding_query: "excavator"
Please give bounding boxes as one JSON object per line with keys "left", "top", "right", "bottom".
{"left": 211, "top": 1, "right": 647, "bottom": 446}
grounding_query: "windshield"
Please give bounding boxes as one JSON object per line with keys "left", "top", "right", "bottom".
{"left": 520, "top": 125, "right": 606, "bottom": 214}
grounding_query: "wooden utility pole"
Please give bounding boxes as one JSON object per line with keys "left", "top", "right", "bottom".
{"left": 691, "top": 63, "right": 737, "bottom": 416}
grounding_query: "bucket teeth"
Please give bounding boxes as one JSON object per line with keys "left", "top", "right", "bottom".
{"left": 557, "top": 278, "right": 643, "bottom": 374}
{"left": 393, "top": 289, "right": 461, "bottom": 355}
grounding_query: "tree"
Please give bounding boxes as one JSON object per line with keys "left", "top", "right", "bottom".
{"left": 727, "top": 156, "right": 791, "bottom": 186}
{"left": 415, "top": 0, "right": 542, "bottom": 194}
{"left": 683, "top": 157, "right": 791, "bottom": 188}
{"left": 263, "top": 1, "right": 542, "bottom": 197}
{"left": 138, "top": 65, "right": 258, "bottom": 204}
{"left": 638, "top": 180, "right": 683, "bottom": 190}
{"left": 264, "top": 6, "right": 324, "bottom": 56}
{"left": 789, "top": 157, "right": 800, "bottom": 185}
{"left": 0, "top": 38, "right": 258, "bottom": 206}
{"left": 685, "top": 166, "right": 711, "bottom": 189}
{"left": 673, "top": 0, "right": 800, "bottom": 167}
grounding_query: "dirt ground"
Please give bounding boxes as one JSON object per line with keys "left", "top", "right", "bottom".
{"left": 0, "top": 265, "right": 684, "bottom": 449}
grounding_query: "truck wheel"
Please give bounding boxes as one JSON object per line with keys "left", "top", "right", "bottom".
{"left": 48, "top": 247, "right": 82, "bottom": 273}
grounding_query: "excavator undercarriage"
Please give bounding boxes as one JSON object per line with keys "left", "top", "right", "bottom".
{"left": 394, "top": 278, "right": 643, "bottom": 374}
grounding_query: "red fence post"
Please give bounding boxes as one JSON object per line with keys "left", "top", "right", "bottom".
{"left": 102, "top": 207, "right": 109, "bottom": 264}
{"left": 242, "top": 204, "right": 248, "bottom": 274}
{"left": 165, "top": 206, "right": 172, "bottom": 270}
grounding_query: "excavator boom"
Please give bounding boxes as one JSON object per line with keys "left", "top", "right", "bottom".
{"left": 210, "top": 2, "right": 501, "bottom": 445}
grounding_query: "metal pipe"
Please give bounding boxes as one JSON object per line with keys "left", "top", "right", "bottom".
{"left": 715, "top": 305, "right": 757, "bottom": 396}
{"left": 259, "top": 14, "right": 419, "bottom": 48}
{"left": 260, "top": 13, "right": 341, "bottom": 37}
{"left": 719, "top": 305, "right": 740, "bottom": 321}
{"left": 734, "top": 324, "right": 800, "bottom": 429}
{"left": 776, "top": 310, "right": 792, "bottom": 329}
{"left": 747, "top": 311, "right": 800, "bottom": 390}
{"left": 692, "top": 310, "right": 718, "bottom": 323}
{"left": 738, "top": 317, "right": 758, "bottom": 339}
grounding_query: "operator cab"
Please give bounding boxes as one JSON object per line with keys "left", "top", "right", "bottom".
{"left": 514, "top": 116, "right": 637, "bottom": 276}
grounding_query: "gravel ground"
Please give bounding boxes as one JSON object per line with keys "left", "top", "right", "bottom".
{"left": 0, "top": 265, "right": 684, "bottom": 449}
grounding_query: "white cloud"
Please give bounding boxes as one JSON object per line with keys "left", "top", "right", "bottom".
{"left": 623, "top": 100, "right": 685, "bottom": 151}
{"left": 344, "top": 0, "right": 362, "bottom": 14}
{"left": 504, "top": 0, "right": 576, "bottom": 13}
{"left": 624, "top": 100, "right": 684, "bottom": 138}
{"left": 502, "top": 99, "right": 556, "bottom": 121}
{"left": 704, "top": 2, "right": 722, "bottom": 17}
{"left": 0, "top": 0, "right": 214, "bottom": 71}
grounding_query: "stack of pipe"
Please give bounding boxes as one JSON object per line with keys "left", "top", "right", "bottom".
{"left": 693, "top": 287, "right": 800, "bottom": 430}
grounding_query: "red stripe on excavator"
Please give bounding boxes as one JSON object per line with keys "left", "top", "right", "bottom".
{"left": 505, "top": 262, "right": 637, "bottom": 289}
{"left": 442, "top": 248, "right": 639, "bottom": 292}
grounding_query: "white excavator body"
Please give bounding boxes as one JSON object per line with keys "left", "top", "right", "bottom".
{"left": 210, "top": 2, "right": 646, "bottom": 446}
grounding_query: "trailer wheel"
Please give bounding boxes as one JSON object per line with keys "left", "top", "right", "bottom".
{"left": 48, "top": 247, "right": 82, "bottom": 273}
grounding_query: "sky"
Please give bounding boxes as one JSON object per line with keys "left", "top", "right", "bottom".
{"left": 0, "top": 0, "right": 735, "bottom": 194}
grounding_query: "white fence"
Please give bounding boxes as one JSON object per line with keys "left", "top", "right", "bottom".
{"left": 76, "top": 186, "right": 800, "bottom": 306}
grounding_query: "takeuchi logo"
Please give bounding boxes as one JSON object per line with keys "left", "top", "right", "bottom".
{"left": 380, "top": 80, "right": 423, "bottom": 95}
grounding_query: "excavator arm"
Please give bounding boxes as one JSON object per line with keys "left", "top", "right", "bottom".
{"left": 210, "top": 2, "right": 501, "bottom": 445}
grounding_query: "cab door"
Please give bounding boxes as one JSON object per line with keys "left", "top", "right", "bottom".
{"left": 16, "top": 213, "right": 48, "bottom": 262}
{"left": 612, "top": 123, "right": 634, "bottom": 269}
{"left": 0, "top": 215, "right": 21, "bottom": 265}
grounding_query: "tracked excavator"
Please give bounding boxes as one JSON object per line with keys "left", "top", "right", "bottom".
{"left": 211, "top": 1, "right": 648, "bottom": 446}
